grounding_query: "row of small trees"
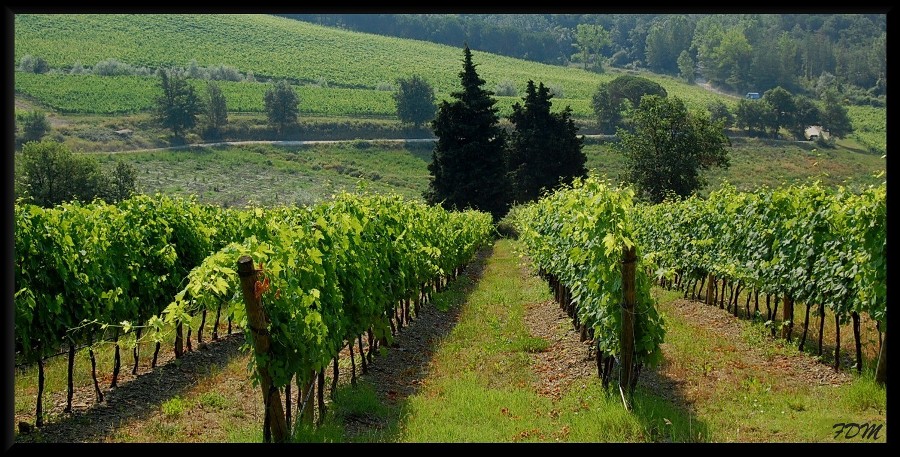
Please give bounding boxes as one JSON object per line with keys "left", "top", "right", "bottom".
{"left": 153, "top": 69, "right": 300, "bottom": 139}
{"left": 731, "top": 87, "right": 852, "bottom": 140}
{"left": 156, "top": 68, "right": 438, "bottom": 139}
{"left": 153, "top": 70, "right": 300, "bottom": 138}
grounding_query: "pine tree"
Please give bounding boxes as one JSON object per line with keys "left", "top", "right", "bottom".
{"left": 426, "top": 45, "right": 509, "bottom": 219}
{"left": 506, "top": 80, "right": 586, "bottom": 204}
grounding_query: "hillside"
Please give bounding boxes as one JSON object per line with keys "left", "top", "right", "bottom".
{"left": 13, "top": 14, "right": 745, "bottom": 113}
{"left": 14, "top": 14, "right": 886, "bottom": 155}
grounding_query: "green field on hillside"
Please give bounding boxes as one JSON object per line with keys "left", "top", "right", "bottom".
{"left": 14, "top": 72, "right": 589, "bottom": 119}
{"left": 12, "top": 14, "right": 743, "bottom": 112}
{"left": 14, "top": 14, "right": 613, "bottom": 98}
{"left": 14, "top": 14, "right": 885, "bottom": 152}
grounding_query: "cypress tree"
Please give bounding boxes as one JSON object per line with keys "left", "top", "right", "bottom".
{"left": 426, "top": 45, "right": 509, "bottom": 219}
{"left": 506, "top": 80, "right": 586, "bottom": 204}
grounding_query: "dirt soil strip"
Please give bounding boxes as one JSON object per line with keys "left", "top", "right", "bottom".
{"left": 16, "top": 333, "right": 247, "bottom": 443}
{"left": 522, "top": 279, "right": 854, "bottom": 414}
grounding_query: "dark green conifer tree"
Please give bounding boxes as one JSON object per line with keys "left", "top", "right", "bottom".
{"left": 506, "top": 80, "right": 586, "bottom": 204}
{"left": 426, "top": 45, "right": 509, "bottom": 219}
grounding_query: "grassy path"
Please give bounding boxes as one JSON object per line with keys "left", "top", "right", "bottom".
{"left": 330, "top": 238, "right": 886, "bottom": 443}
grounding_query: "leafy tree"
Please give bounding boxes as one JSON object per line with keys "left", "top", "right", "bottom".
{"left": 616, "top": 95, "right": 730, "bottom": 203}
{"left": 591, "top": 75, "right": 667, "bottom": 134}
{"left": 153, "top": 69, "right": 201, "bottom": 138}
{"left": 505, "top": 80, "right": 586, "bottom": 204}
{"left": 677, "top": 50, "right": 696, "bottom": 84}
{"left": 17, "top": 110, "right": 51, "bottom": 144}
{"left": 590, "top": 85, "right": 621, "bottom": 134}
{"left": 392, "top": 75, "right": 437, "bottom": 129}
{"left": 706, "top": 99, "right": 734, "bottom": 129}
{"left": 791, "top": 94, "right": 822, "bottom": 139}
{"left": 608, "top": 74, "right": 668, "bottom": 108}
{"left": 17, "top": 141, "right": 110, "bottom": 207}
{"left": 821, "top": 89, "right": 853, "bottom": 138}
{"left": 717, "top": 27, "right": 754, "bottom": 91}
{"left": 203, "top": 80, "right": 228, "bottom": 139}
{"left": 694, "top": 22, "right": 754, "bottom": 92}
{"left": 426, "top": 45, "right": 509, "bottom": 220}
{"left": 102, "top": 161, "right": 137, "bottom": 203}
{"left": 645, "top": 15, "right": 695, "bottom": 74}
{"left": 264, "top": 80, "right": 301, "bottom": 135}
{"left": 735, "top": 98, "right": 777, "bottom": 136}
{"left": 574, "top": 24, "right": 610, "bottom": 72}
{"left": 762, "top": 86, "right": 797, "bottom": 138}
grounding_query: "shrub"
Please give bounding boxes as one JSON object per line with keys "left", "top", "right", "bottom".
{"left": 494, "top": 79, "right": 518, "bottom": 97}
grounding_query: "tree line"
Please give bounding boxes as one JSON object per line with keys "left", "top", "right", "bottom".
{"left": 591, "top": 74, "right": 853, "bottom": 142}
{"left": 287, "top": 13, "right": 885, "bottom": 106}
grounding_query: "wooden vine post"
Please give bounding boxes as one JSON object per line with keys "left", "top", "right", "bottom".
{"left": 875, "top": 331, "right": 886, "bottom": 386}
{"left": 619, "top": 245, "right": 636, "bottom": 412}
{"left": 237, "top": 255, "right": 289, "bottom": 443}
{"left": 781, "top": 294, "right": 794, "bottom": 341}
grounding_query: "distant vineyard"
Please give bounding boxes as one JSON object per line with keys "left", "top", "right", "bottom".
{"left": 14, "top": 72, "right": 594, "bottom": 119}
{"left": 13, "top": 14, "right": 602, "bottom": 98}
{"left": 846, "top": 105, "right": 886, "bottom": 154}
{"left": 14, "top": 14, "right": 748, "bottom": 115}
{"left": 13, "top": 73, "right": 397, "bottom": 116}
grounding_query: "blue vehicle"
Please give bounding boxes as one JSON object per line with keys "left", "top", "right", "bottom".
{"left": 746, "top": 92, "right": 761, "bottom": 100}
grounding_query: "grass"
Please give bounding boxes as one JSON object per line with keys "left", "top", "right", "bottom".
{"left": 13, "top": 306, "right": 240, "bottom": 433}
{"left": 650, "top": 287, "right": 886, "bottom": 442}
{"left": 105, "top": 352, "right": 266, "bottom": 443}
{"left": 585, "top": 135, "right": 885, "bottom": 197}
{"left": 92, "top": 142, "right": 434, "bottom": 207}
{"left": 160, "top": 396, "right": 188, "bottom": 418}
{"left": 703, "top": 136, "right": 886, "bottom": 193}
{"left": 292, "top": 382, "right": 398, "bottom": 443}
{"left": 198, "top": 392, "right": 229, "bottom": 410}
{"left": 310, "top": 240, "right": 705, "bottom": 443}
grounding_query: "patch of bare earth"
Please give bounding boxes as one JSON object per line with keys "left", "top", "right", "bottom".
{"left": 15, "top": 95, "right": 68, "bottom": 127}
{"left": 648, "top": 299, "right": 852, "bottom": 407}
{"left": 15, "top": 332, "right": 251, "bottom": 443}
{"left": 522, "top": 277, "right": 854, "bottom": 413}
{"left": 523, "top": 297, "right": 595, "bottom": 400}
